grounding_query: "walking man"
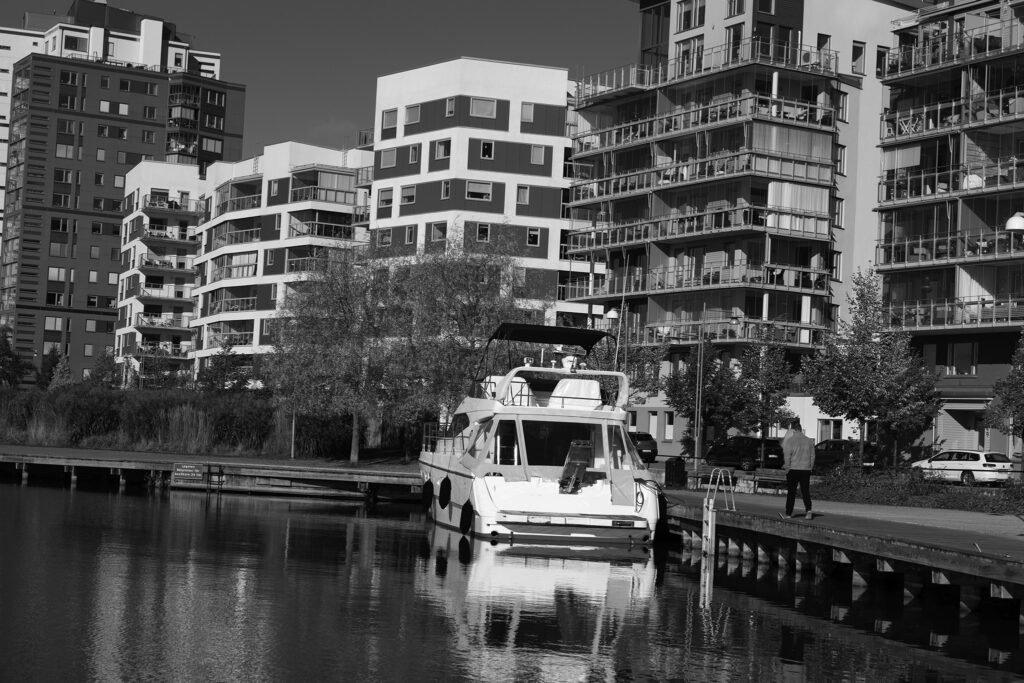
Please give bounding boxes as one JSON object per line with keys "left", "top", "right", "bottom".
{"left": 781, "top": 421, "right": 816, "bottom": 520}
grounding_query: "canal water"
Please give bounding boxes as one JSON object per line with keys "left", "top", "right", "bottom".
{"left": 0, "top": 482, "right": 1021, "bottom": 682}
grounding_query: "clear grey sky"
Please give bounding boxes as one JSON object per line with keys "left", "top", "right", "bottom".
{"left": 1, "top": 1, "right": 640, "bottom": 156}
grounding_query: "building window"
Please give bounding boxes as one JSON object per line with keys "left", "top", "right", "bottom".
{"left": 756, "top": 0, "right": 773, "bottom": 12}
{"left": 405, "top": 225, "right": 415, "bottom": 245}
{"left": 58, "top": 95, "right": 78, "bottom": 110}
{"left": 480, "top": 140, "right": 495, "bottom": 160}
{"left": 833, "top": 196, "right": 845, "bottom": 228}
{"left": 203, "top": 114, "right": 223, "bottom": 129}
{"left": 400, "top": 186, "right": 416, "bottom": 205}
{"left": 876, "top": 47, "right": 889, "bottom": 78}
{"left": 530, "top": 145, "right": 544, "bottom": 165}
{"left": 836, "top": 91, "right": 848, "bottom": 122}
{"left": 521, "top": 102, "right": 534, "bottom": 123}
{"left": 96, "top": 148, "right": 106, "bottom": 162}
{"left": 469, "top": 97, "right": 497, "bottom": 118}
{"left": 95, "top": 173, "right": 105, "bottom": 185}
{"left": 409, "top": 146, "right": 418, "bottom": 164}
{"left": 143, "top": 105, "right": 157, "bottom": 120}
{"left": 476, "top": 223, "right": 490, "bottom": 242}
{"left": 516, "top": 185, "right": 530, "bottom": 204}
{"left": 145, "top": 82, "right": 158, "bottom": 96}
{"left": 59, "top": 70, "right": 78, "bottom": 85}
{"left": 55, "top": 144, "right": 75, "bottom": 159}
{"left": 435, "top": 139, "right": 451, "bottom": 159}
{"left": 405, "top": 104, "right": 420, "bottom": 125}
{"left": 44, "top": 316, "right": 63, "bottom": 331}
{"left": 88, "top": 270, "right": 98, "bottom": 283}
{"left": 852, "top": 41, "right": 865, "bottom": 75}
{"left": 527, "top": 227, "right": 540, "bottom": 246}
{"left": 107, "top": 272, "right": 117, "bottom": 285}
{"left": 52, "top": 193, "right": 71, "bottom": 207}
{"left": 378, "top": 188, "right": 393, "bottom": 208}
{"left": 51, "top": 218, "right": 72, "bottom": 233}
{"left": 678, "top": 0, "right": 706, "bottom": 31}
{"left": 46, "top": 292, "right": 65, "bottom": 306}
{"left": 377, "top": 228, "right": 392, "bottom": 247}
{"left": 466, "top": 181, "right": 492, "bottom": 201}
{"left": 48, "top": 266, "right": 66, "bottom": 281}
{"left": 948, "top": 342, "right": 977, "bottom": 375}
{"left": 831, "top": 251, "right": 843, "bottom": 282}
{"left": 205, "top": 90, "right": 225, "bottom": 106}
{"left": 726, "top": 0, "right": 744, "bottom": 17}
{"left": 100, "top": 75, "right": 109, "bottom": 88}
{"left": 85, "top": 319, "right": 96, "bottom": 332}
{"left": 382, "top": 108, "right": 397, "bottom": 130}
{"left": 142, "top": 130, "right": 155, "bottom": 144}
{"left": 201, "top": 138, "right": 223, "bottom": 154}
{"left": 836, "top": 144, "right": 846, "bottom": 175}
{"left": 817, "top": 419, "right": 842, "bottom": 442}
{"left": 90, "top": 246, "right": 101, "bottom": 260}
{"left": 54, "top": 168, "right": 72, "bottom": 183}
{"left": 431, "top": 222, "right": 447, "bottom": 241}
{"left": 380, "top": 148, "right": 397, "bottom": 168}
{"left": 118, "top": 103, "right": 129, "bottom": 116}
{"left": 440, "top": 180, "right": 451, "bottom": 200}
{"left": 99, "top": 100, "right": 110, "bottom": 113}
{"left": 445, "top": 97, "right": 455, "bottom": 117}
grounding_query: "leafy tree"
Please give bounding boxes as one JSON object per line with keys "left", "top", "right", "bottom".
{"left": 196, "top": 344, "right": 252, "bottom": 392}
{"left": 38, "top": 346, "right": 61, "bottom": 389}
{"left": 87, "top": 349, "right": 120, "bottom": 389}
{"left": 48, "top": 353, "right": 75, "bottom": 392}
{"left": 732, "top": 336, "right": 795, "bottom": 466}
{"left": 0, "top": 327, "right": 30, "bottom": 387}
{"left": 802, "top": 269, "right": 940, "bottom": 464}
{"left": 588, "top": 335, "right": 668, "bottom": 405}
{"left": 984, "top": 332, "right": 1024, "bottom": 463}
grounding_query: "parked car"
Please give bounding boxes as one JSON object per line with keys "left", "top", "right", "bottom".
{"left": 629, "top": 432, "right": 658, "bottom": 463}
{"left": 705, "top": 436, "right": 783, "bottom": 471}
{"left": 813, "top": 439, "right": 882, "bottom": 472}
{"left": 910, "top": 449, "right": 1014, "bottom": 484}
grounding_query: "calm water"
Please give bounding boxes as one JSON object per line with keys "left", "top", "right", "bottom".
{"left": 0, "top": 481, "right": 1021, "bottom": 682}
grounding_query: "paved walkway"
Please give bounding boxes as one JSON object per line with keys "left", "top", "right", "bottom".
{"left": 665, "top": 487, "right": 1024, "bottom": 564}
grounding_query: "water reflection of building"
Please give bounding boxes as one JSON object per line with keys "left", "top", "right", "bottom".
{"left": 417, "top": 525, "right": 656, "bottom": 680}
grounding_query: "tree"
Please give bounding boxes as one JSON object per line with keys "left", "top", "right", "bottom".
{"left": 87, "top": 349, "right": 120, "bottom": 389}
{"left": 801, "top": 269, "right": 940, "bottom": 464}
{"left": 38, "top": 346, "right": 62, "bottom": 389}
{"left": 196, "top": 344, "right": 251, "bottom": 392}
{"left": 984, "top": 332, "right": 1024, "bottom": 462}
{"left": 732, "top": 336, "right": 795, "bottom": 466}
{"left": 48, "top": 353, "right": 75, "bottom": 392}
{"left": 589, "top": 335, "right": 668, "bottom": 405}
{"left": 0, "top": 327, "right": 30, "bottom": 388}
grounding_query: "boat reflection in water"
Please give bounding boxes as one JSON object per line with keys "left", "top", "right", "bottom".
{"left": 418, "top": 524, "right": 656, "bottom": 680}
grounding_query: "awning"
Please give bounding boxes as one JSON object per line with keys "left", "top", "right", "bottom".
{"left": 942, "top": 400, "right": 988, "bottom": 412}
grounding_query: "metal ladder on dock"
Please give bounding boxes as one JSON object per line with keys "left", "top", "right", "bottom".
{"left": 700, "top": 468, "right": 736, "bottom": 608}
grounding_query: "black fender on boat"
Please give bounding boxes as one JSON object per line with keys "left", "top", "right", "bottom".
{"left": 421, "top": 480, "right": 434, "bottom": 511}
{"left": 459, "top": 501, "right": 474, "bottom": 536}
{"left": 438, "top": 477, "right": 452, "bottom": 510}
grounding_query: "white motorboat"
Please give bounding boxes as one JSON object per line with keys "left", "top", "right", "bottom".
{"left": 419, "top": 323, "right": 664, "bottom": 545}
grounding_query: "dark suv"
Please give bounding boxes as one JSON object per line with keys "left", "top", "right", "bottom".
{"left": 814, "top": 440, "right": 883, "bottom": 472}
{"left": 705, "top": 436, "right": 783, "bottom": 471}
{"left": 629, "top": 432, "right": 659, "bottom": 463}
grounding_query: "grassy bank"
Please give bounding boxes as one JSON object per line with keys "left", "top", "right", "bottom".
{"left": 815, "top": 466, "right": 1024, "bottom": 515}
{"left": 0, "top": 386, "right": 352, "bottom": 459}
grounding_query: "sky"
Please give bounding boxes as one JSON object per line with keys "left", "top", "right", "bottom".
{"left": 0, "top": 0, "right": 640, "bottom": 157}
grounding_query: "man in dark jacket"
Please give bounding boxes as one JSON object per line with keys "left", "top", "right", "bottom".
{"left": 781, "top": 421, "right": 816, "bottom": 520}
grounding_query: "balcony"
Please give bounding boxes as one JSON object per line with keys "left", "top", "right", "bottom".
{"left": 139, "top": 224, "right": 198, "bottom": 243}
{"left": 207, "top": 331, "right": 255, "bottom": 347}
{"left": 355, "top": 166, "right": 373, "bottom": 188}
{"left": 289, "top": 186, "right": 357, "bottom": 205}
{"left": 882, "top": 88, "right": 1024, "bottom": 143}
{"left": 564, "top": 262, "right": 829, "bottom": 300}
{"left": 884, "top": 18, "right": 1024, "bottom": 81}
{"left": 208, "top": 297, "right": 257, "bottom": 315}
{"left": 288, "top": 221, "right": 356, "bottom": 241}
{"left": 352, "top": 205, "right": 370, "bottom": 225}
{"left": 216, "top": 194, "right": 262, "bottom": 217}
{"left": 142, "top": 194, "right": 204, "bottom": 214}
{"left": 887, "top": 296, "right": 1024, "bottom": 330}
{"left": 135, "top": 313, "right": 194, "bottom": 329}
{"left": 210, "top": 264, "right": 257, "bottom": 282}
{"left": 879, "top": 157, "right": 1024, "bottom": 205}
{"left": 575, "top": 93, "right": 834, "bottom": 157}
{"left": 877, "top": 228, "right": 1024, "bottom": 267}
{"left": 358, "top": 128, "right": 374, "bottom": 148}
{"left": 138, "top": 256, "right": 197, "bottom": 274}
{"left": 134, "top": 284, "right": 194, "bottom": 300}
{"left": 286, "top": 257, "right": 327, "bottom": 273}
{"left": 213, "top": 227, "right": 261, "bottom": 247}
{"left": 577, "top": 38, "right": 837, "bottom": 106}
{"left": 137, "top": 342, "right": 192, "bottom": 358}
{"left": 167, "top": 117, "right": 198, "bottom": 130}
{"left": 639, "top": 317, "right": 828, "bottom": 348}
{"left": 566, "top": 205, "right": 830, "bottom": 254}
{"left": 571, "top": 150, "right": 833, "bottom": 205}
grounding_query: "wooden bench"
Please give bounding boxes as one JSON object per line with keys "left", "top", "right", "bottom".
{"left": 752, "top": 468, "right": 787, "bottom": 493}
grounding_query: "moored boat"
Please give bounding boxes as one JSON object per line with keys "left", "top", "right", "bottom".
{"left": 419, "top": 323, "right": 664, "bottom": 544}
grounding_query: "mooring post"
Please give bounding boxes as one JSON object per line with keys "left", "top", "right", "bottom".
{"left": 67, "top": 465, "right": 77, "bottom": 489}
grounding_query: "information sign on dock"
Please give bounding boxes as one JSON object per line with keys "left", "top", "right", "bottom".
{"left": 172, "top": 463, "right": 204, "bottom": 483}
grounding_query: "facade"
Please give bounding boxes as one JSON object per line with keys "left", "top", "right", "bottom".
{"left": 877, "top": 0, "right": 1024, "bottom": 455}
{"left": 186, "top": 142, "right": 372, "bottom": 376}
{"left": 0, "top": 0, "right": 244, "bottom": 382}
{"left": 362, "top": 57, "right": 593, "bottom": 324}
{"left": 564, "top": 0, "right": 918, "bottom": 455}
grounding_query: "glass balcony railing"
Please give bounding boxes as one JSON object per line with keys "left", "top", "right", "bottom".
{"left": 571, "top": 150, "right": 833, "bottom": 204}
{"left": 358, "top": 128, "right": 374, "bottom": 147}
{"left": 140, "top": 225, "right": 197, "bottom": 242}
{"left": 566, "top": 205, "right": 829, "bottom": 253}
{"left": 142, "top": 194, "right": 204, "bottom": 213}
{"left": 135, "top": 313, "right": 194, "bottom": 328}
{"left": 207, "top": 331, "right": 255, "bottom": 347}
{"left": 289, "top": 221, "right": 356, "bottom": 240}
{"left": 213, "top": 227, "right": 261, "bottom": 246}
{"left": 289, "top": 186, "right": 357, "bottom": 205}
{"left": 576, "top": 94, "right": 834, "bottom": 156}
{"left": 352, "top": 205, "right": 370, "bottom": 224}
{"left": 216, "top": 194, "right": 262, "bottom": 217}
{"left": 638, "top": 317, "right": 828, "bottom": 347}
{"left": 878, "top": 157, "right": 1024, "bottom": 204}
{"left": 134, "top": 284, "right": 193, "bottom": 299}
{"left": 877, "top": 228, "right": 1024, "bottom": 266}
{"left": 564, "top": 262, "right": 829, "bottom": 300}
{"left": 355, "top": 166, "right": 373, "bottom": 186}
{"left": 211, "top": 264, "right": 258, "bottom": 282}
{"left": 887, "top": 296, "right": 1024, "bottom": 329}
{"left": 208, "top": 297, "right": 257, "bottom": 315}
{"left": 286, "top": 257, "right": 327, "bottom": 273}
{"left": 881, "top": 87, "right": 1024, "bottom": 142}
{"left": 138, "top": 256, "right": 196, "bottom": 272}
{"left": 577, "top": 38, "right": 837, "bottom": 105}
{"left": 137, "top": 342, "right": 192, "bottom": 358}
{"left": 884, "top": 18, "right": 1024, "bottom": 80}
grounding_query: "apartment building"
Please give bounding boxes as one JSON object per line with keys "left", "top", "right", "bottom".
{"left": 0, "top": 0, "right": 244, "bottom": 382}
{"left": 361, "top": 57, "right": 593, "bottom": 325}
{"left": 181, "top": 142, "right": 372, "bottom": 377}
{"left": 877, "top": 0, "right": 1024, "bottom": 454}
{"left": 564, "top": 0, "right": 919, "bottom": 455}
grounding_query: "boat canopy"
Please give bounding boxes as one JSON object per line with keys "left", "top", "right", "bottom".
{"left": 488, "top": 323, "right": 611, "bottom": 355}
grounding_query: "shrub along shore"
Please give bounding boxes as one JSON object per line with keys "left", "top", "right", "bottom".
{"left": 0, "top": 386, "right": 352, "bottom": 459}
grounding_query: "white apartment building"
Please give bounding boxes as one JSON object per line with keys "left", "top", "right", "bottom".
{"left": 361, "top": 57, "right": 596, "bottom": 325}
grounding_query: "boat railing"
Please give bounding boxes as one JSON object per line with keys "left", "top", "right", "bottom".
{"left": 421, "top": 423, "right": 468, "bottom": 455}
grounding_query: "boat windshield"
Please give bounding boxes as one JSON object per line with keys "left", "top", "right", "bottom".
{"left": 489, "top": 419, "right": 643, "bottom": 471}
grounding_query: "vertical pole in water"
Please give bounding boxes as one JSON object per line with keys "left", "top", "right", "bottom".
{"left": 700, "top": 496, "right": 716, "bottom": 609}
{"left": 290, "top": 412, "right": 296, "bottom": 460}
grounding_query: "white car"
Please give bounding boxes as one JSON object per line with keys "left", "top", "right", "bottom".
{"left": 910, "top": 449, "right": 1014, "bottom": 484}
